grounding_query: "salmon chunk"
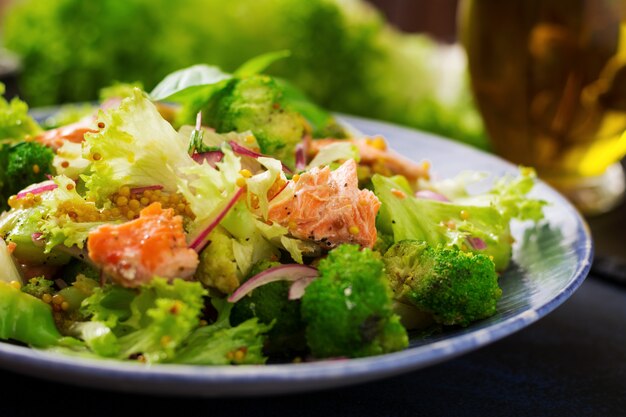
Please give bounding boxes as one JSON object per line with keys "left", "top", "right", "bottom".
{"left": 35, "top": 121, "right": 97, "bottom": 151}
{"left": 268, "top": 159, "right": 380, "bottom": 249}
{"left": 310, "top": 138, "right": 429, "bottom": 183}
{"left": 87, "top": 203, "right": 198, "bottom": 287}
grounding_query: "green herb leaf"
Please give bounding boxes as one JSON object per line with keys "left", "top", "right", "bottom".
{"left": 149, "top": 64, "right": 232, "bottom": 102}
{"left": 234, "top": 50, "right": 291, "bottom": 78}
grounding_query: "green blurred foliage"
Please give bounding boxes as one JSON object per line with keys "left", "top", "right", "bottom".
{"left": 2, "top": 0, "right": 488, "bottom": 148}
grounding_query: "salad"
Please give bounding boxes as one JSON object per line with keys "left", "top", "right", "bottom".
{"left": 0, "top": 53, "right": 545, "bottom": 365}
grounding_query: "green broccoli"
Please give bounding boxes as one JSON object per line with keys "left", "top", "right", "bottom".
{"left": 200, "top": 75, "right": 307, "bottom": 166}
{"left": 230, "top": 260, "right": 306, "bottom": 354}
{"left": 21, "top": 276, "right": 55, "bottom": 299}
{"left": 0, "top": 141, "right": 55, "bottom": 211}
{"left": 383, "top": 241, "right": 502, "bottom": 327}
{"left": 301, "top": 244, "right": 408, "bottom": 359}
{"left": 194, "top": 225, "right": 241, "bottom": 294}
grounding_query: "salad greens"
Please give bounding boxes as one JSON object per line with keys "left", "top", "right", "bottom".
{"left": 0, "top": 57, "right": 545, "bottom": 365}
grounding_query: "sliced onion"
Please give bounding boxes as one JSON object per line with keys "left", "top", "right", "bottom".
{"left": 467, "top": 236, "right": 487, "bottom": 250}
{"left": 16, "top": 181, "right": 58, "bottom": 199}
{"left": 414, "top": 190, "right": 450, "bottom": 202}
{"left": 228, "top": 264, "right": 318, "bottom": 303}
{"left": 295, "top": 143, "right": 306, "bottom": 172}
{"left": 189, "top": 187, "right": 244, "bottom": 252}
{"left": 31, "top": 233, "right": 45, "bottom": 247}
{"left": 288, "top": 276, "right": 317, "bottom": 300}
{"left": 228, "top": 141, "right": 292, "bottom": 174}
{"left": 195, "top": 111, "right": 203, "bottom": 130}
{"left": 130, "top": 185, "right": 164, "bottom": 194}
{"left": 192, "top": 150, "right": 224, "bottom": 167}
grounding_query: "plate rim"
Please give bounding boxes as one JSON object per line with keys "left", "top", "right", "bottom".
{"left": 0, "top": 113, "right": 594, "bottom": 396}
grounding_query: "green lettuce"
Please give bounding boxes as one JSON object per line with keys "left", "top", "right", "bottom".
{"left": 172, "top": 297, "right": 271, "bottom": 365}
{"left": 80, "top": 277, "right": 207, "bottom": 363}
{"left": 307, "top": 141, "right": 359, "bottom": 169}
{"left": 374, "top": 174, "right": 513, "bottom": 271}
{"left": 0, "top": 83, "right": 41, "bottom": 141}
{"left": 39, "top": 176, "right": 114, "bottom": 252}
{"left": 81, "top": 88, "right": 194, "bottom": 202}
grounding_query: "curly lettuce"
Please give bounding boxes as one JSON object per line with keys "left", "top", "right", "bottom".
{"left": 373, "top": 171, "right": 545, "bottom": 271}
{"left": 0, "top": 83, "right": 41, "bottom": 141}
{"left": 81, "top": 88, "right": 194, "bottom": 202}
{"left": 39, "top": 176, "right": 114, "bottom": 252}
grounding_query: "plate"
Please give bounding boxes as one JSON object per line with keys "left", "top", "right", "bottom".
{"left": 0, "top": 114, "right": 593, "bottom": 397}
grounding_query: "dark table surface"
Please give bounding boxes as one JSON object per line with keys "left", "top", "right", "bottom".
{"left": 2, "top": 196, "right": 626, "bottom": 417}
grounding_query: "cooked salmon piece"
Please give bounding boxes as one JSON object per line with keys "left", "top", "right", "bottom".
{"left": 34, "top": 120, "right": 97, "bottom": 151}
{"left": 87, "top": 203, "right": 199, "bottom": 288}
{"left": 310, "top": 137, "right": 429, "bottom": 183}
{"left": 268, "top": 159, "right": 380, "bottom": 249}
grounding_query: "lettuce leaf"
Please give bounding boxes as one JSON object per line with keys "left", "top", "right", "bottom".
{"left": 69, "top": 321, "right": 120, "bottom": 358}
{"left": 80, "top": 285, "right": 136, "bottom": 329}
{"left": 425, "top": 167, "right": 547, "bottom": 222}
{"left": 172, "top": 297, "right": 270, "bottom": 365}
{"left": 81, "top": 89, "right": 194, "bottom": 202}
{"left": 0, "top": 83, "right": 41, "bottom": 141}
{"left": 53, "top": 141, "right": 91, "bottom": 179}
{"left": 307, "top": 141, "right": 359, "bottom": 169}
{"left": 373, "top": 174, "right": 513, "bottom": 271}
{"left": 39, "top": 176, "right": 114, "bottom": 252}
{"left": 245, "top": 156, "right": 285, "bottom": 219}
{"left": 80, "top": 277, "right": 208, "bottom": 363}
{"left": 177, "top": 145, "right": 241, "bottom": 226}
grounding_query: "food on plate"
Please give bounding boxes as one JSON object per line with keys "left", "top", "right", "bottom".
{"left": 0, "top": 54, "right": 545, "bottom": 365}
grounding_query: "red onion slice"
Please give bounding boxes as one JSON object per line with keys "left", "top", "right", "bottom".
{"left": 228, "top": 264, "right": 318, "bottom": 303}
{"left": 295, "top": 143, "right": 306, "bottom": 172}
{"left": 130, "top": 185, "right": 164, "bottom": 194}
{"left": 228, "top": 141, "right": 292, "bottom": 174}
{"left": 31, "top": 233, "right": 44, "bottom": 247}
{"left": 467, "top": 236, "right": 487, "bottom": 250}
{"left": 288, "top": 276, "right": 317, "bottom": 300}
{"left": 192, "top": 150, "right": 224, "bottom": 167}
{"left": 16, "top": 181, "right": 58, "bottom": 199}
{"left": 189, "top": 187, "right": 244, "bottom": 252}
{"left": 414, "top": 190, "right": 450, "bottom": 202}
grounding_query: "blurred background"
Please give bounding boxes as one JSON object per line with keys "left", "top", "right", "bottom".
{"left": 0, "top": 0, "right": 486, "bottom": 148}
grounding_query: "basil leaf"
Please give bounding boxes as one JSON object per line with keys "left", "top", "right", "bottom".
{"left": 234, "top": 50, "right": 291, "bottom": 78}
{"left": 150, "top": 64, "right": 232, "bottom": 102}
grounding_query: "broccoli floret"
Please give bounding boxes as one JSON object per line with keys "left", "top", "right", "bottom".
{"left": 383, "top": 240, "right": 502, "bottom": 327}
{"left": 231, "top": 260, "right": 306, "bottom": 354}
{"left": 202, "top": 75, "right": 307, "bottom": 167}
{"left": 0, "top": 141, "right": 55, "bottom": 210}
{"left": 21, "top": 276, "right": 55, "bottom": 299}
{"left": 301, "top": 244, "right": 408, "bottom": 358}
{"left": 194, "top": 226, "right": 241, "bottom": 294}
